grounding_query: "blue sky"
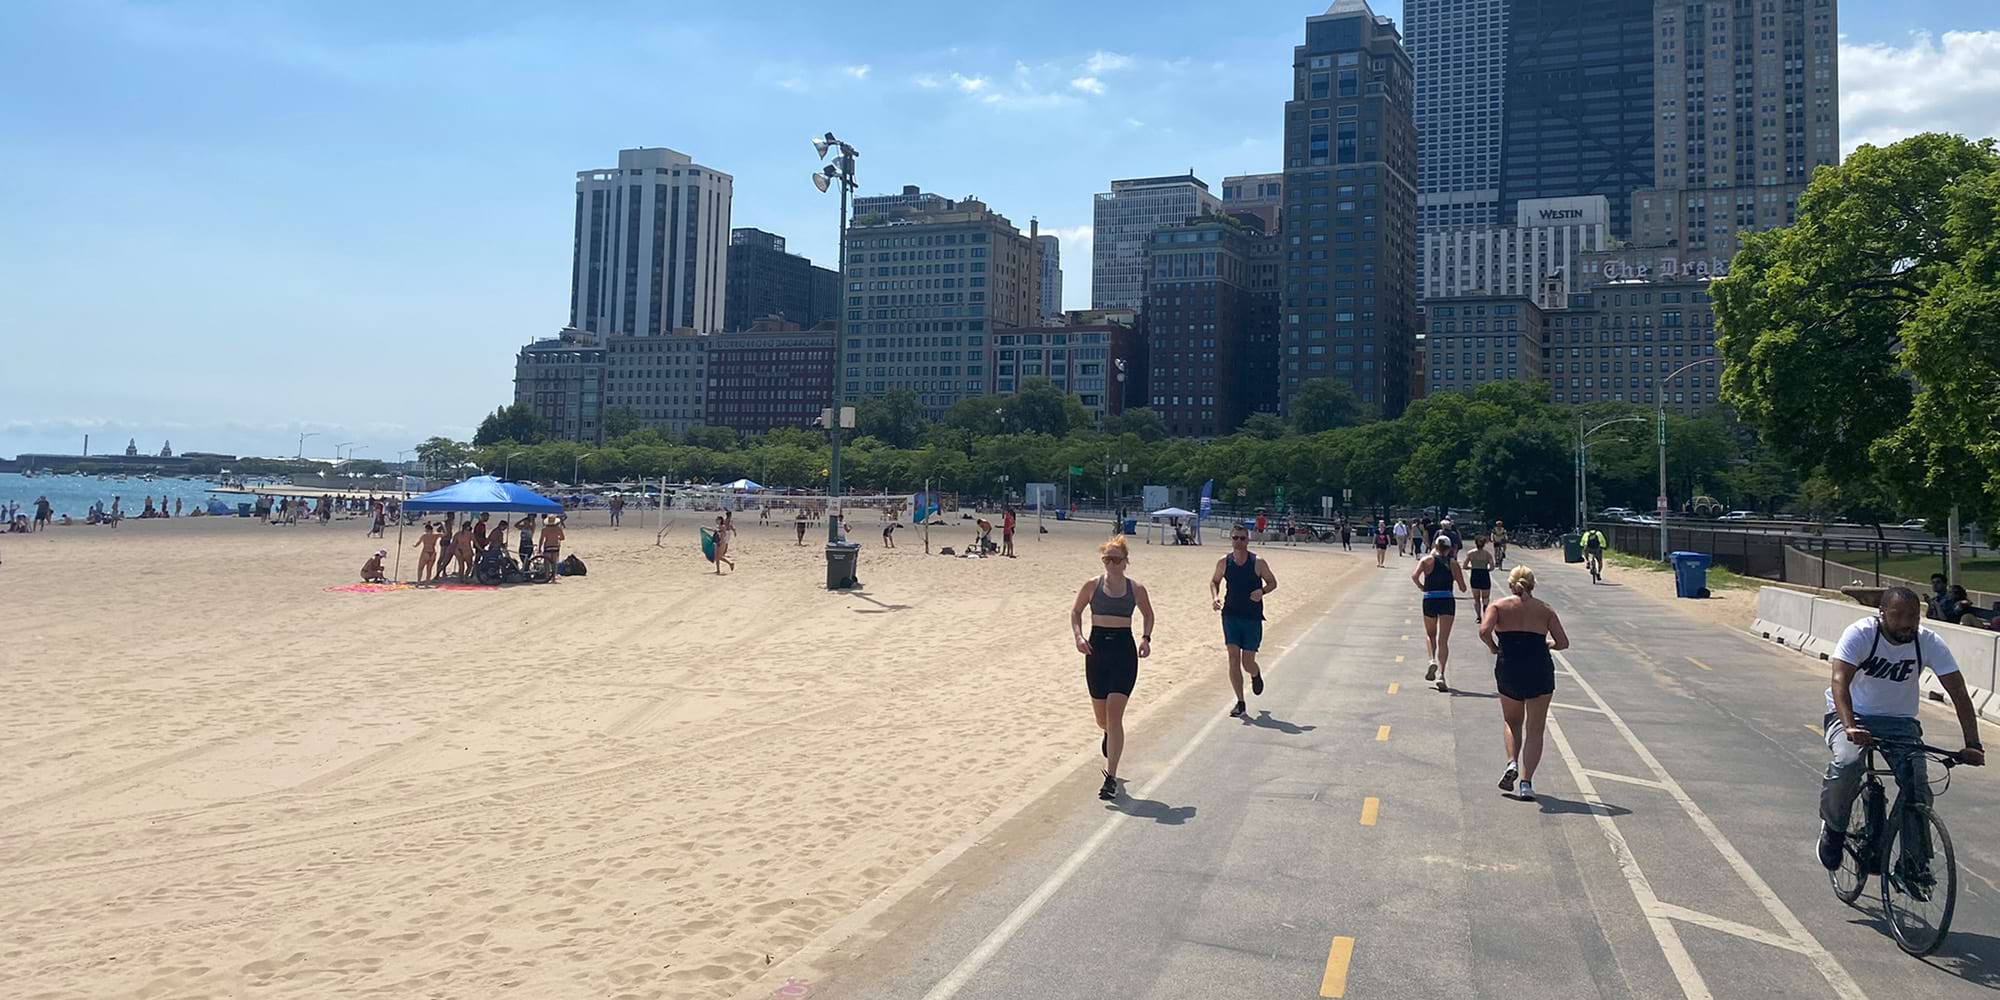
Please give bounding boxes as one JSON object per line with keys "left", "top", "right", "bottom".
{"left": 3, "top": 0, "right": 1996, "bottom": 460}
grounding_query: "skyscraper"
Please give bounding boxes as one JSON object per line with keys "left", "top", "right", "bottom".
{"left": 1406, "top": 0, "right": 1508, "bottom": 233}
{"left": 842, "top": 198, "right": 1042, "bottom": 415}
{"left": 1498, "top": 0, "right": 1655, "bottom": 240}
{"left": 1281, "top": 0, "right": 1419, "bottom": 415}
{"left": 1222, "top": 173, "right": 1285, "bottom": 234}
{"left": 569, "top": 147, "right": 733, "bottom": 339}
{"left": 1035, "top": 234, "right": 1063, "bottom": 323}
{"left": 1630, "top": 1, "right": 1841, "bottom": 256}
{"left": 1091, "top": 174, "right": 1221, "bottom": 310}
{"left": 723, "top": 228, "right": 837, "bottom": 332}
{"left": 1144, "top": 214, "right": 1274, "bottom": 437}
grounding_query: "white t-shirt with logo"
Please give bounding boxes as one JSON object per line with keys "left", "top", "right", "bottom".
{"left": 1825, "top": 617, "right": 1960, "bottom": 718}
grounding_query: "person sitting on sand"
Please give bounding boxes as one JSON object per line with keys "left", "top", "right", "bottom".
{"left": 361, "top": 549, "right": 389, "bottom": 584}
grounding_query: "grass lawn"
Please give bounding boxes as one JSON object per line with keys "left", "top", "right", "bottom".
{"left": 1605, "top": 549, "right": 1758, "bottom": 590}
{"left": 1873, "top": 553, "right": 2000, "bottom": 593}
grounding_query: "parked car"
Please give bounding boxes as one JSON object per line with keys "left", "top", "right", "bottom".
{"left": 1624, "top": 515, "right": 1661, "bottom": 526}
{"left": 1718, "top": 510, "right": 1757, "bottom": 521}
{"left": 1600, "top": 507, "right": 1635, "bottom": 519}
{"left": 1898, "top": 519, "right": 1929, "bottom": 530}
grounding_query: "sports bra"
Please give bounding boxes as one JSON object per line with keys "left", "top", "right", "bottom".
{"left": 1091, "top": 576, "right": 1137, "bottom": 617}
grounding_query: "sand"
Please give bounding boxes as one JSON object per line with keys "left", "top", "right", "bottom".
{"left": 0, "top": 510, "right": 1367, "bottom": 999}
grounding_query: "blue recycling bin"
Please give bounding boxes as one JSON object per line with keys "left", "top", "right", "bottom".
{"left": 1122, "top": 517, "right": 1138, "bottom": 534}
{"left": 1669, "top": 551, "right": 1713, "bottom": 598}
{"left": 1055, "top": 510, "right": 1068, "bottom": 521}
{"left": 237, "top": 502, "right": 253, "bottom": 518}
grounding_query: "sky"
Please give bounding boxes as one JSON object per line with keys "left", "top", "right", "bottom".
{"left": 3, "top": 0, "right": 1997, "bottom": 461}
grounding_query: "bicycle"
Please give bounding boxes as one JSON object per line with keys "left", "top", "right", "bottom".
{"left": 1585, "top": 550, "right": 1603, "bottom": 583}
{"left": 1829, "top": 740, "right": 1964, "bottom": 956}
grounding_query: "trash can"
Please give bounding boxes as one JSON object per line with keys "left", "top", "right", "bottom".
{"left": 1122, "top": 517, "right": 1137, "bottom": 534}
{"left": 1669, "top": 551, "right": 1713, "bottom": 599}
{"left": 826, "top": 543, "right": 860, "bottom": 591}
{"left": 1055, "top": 510, "right": 1068, "bottom": 521}
{"left": 237, "top": 502, "right": 253, "bottom": 518}
{"left": 1562, "top": 533, "right": 1583, "bottom": 564}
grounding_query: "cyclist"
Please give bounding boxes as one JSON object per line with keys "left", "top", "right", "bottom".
{"left": 1581, "top": 527, "right": 1607, "bottom": 582}
{"left": 1816, "top": 587, "right": 1985, "bottom": 876}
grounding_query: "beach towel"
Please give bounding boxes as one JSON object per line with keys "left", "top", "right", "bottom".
{"left": 325, "top": 583, "right": 411, "bottom": 594}
{"left": 701, "top": 527, "right": 717, "bottom": 563}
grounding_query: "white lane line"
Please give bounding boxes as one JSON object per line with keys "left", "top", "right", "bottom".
{"left": 1647, "top": 901, "right": 1813, "bottom": 955}
{"left": 1582, "top": 768, "right": 1669, "bottom": 792}
{"left": 1547, "top": 715, "right": 1713, "bottom": 999}
{"left": 918, "top": 696, "right": 1238, "bottom": 1000}
{"left": 1552, "top": 649, "right": 1868, "bottom": 1000}
{"left": 1553, "top": 701, "right": 1606, "bottom": 715}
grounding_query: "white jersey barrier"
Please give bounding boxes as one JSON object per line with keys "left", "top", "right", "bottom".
{"left": 1751, "top": 586, "right": 2000, "bottom": 723}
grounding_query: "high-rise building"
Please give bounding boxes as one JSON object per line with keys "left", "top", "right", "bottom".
{"left": 705, "top": 321, "right": 836, "bottom": 434}
{"left": 1221, "top": 173, "right": 1285, "bottom": 234}
{"left": 1092, "top": 174, "right": 1221, "bottom": 310}
{"left": 1498, "top": 0, "right": 1655, "bottom": 241}
{"left": 1422, "top": 195, "right": 1611, "bottom": 306}
{"left": 603, "top": 330, "right": 709, "bottom": 436}
{"left": 1631, "top": 1, "right": 1841, "bottom": 256}
{"left": 1281, "top": 0, "right": 1419, "bottom": 415}
{"left": 1422, "top": 297, "right": 1548, "bottom": 396}
{"left": 1144, "top": 213, "right": 1278, "bottom": 437}
{"left": 723, "top": 227, "right": 838, "bottom": 332}
{"left": 1035, "top": 234, "right": 1063, "bottom": 323}
{"left": 853, "top": 184, "right": 957, "bottom": 221}
{"left": 513, "top": 328, "right": 608, "bottom": 444}
{"left": 1406, "top": 0, "right": 1508, "bottom": 233}
{"left": 1543, "top": 272, "right": 1720, "bottom": 414}
{"left": 989, "top": 323, "right": 1139, "bottom": 421}
{"left": 842, "top": 199, "right": 1042, "bottom": 415}
{"left": 569, "top": 147, "right": 733, "bottom": 339}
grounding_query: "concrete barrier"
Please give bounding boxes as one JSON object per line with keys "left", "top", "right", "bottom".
{"left": 1754, "top": 586, "right": 2000, "bottom": 727}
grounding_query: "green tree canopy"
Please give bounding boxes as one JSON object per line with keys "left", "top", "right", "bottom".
{"left": 601, "top": 406, "right": 643, "bottom": 440}
{"left": 856, "top": 388, "right": 925, "bottom": 449}
{"left": 1288, "top": 379, "right": 1371, "bottom": 433}
{"left": 474, "top": 404, "right": 544, "bottom": 446}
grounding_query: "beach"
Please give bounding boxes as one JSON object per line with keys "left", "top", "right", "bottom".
{"left": 0, "top": 509, "right": 1367, "bottom": 998}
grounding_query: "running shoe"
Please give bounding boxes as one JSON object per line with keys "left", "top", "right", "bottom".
{"left": 1435, "top": 678, "right": 1449, "bottom": 693}
{"left": 1425, "top": 661, "right": 1438, "bottom": 682}
{"left": 1516, "top": 779, "right": 1535, "bottom": 801}
{"left": 1499, "top": 760, "right": 1519, "bottom": 792}
{"left": 1098, "top": 774, "right": 1118, "bottom": 801}
{"left": 1816, "top": 822, "right": 1845, "bottom": 872}
{"left": 1251, "top": 672, "right": 1265, "bottom": 696}
{"left": 1229, "top": 700, "right": 1247, "bottom": 718}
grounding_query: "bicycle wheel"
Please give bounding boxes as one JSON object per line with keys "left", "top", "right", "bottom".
{"left": 1830, "top": 789, "right": 1872, "bottom": 905}
{"left": 1882, "top": 802, "right": 1956, "bottom": 956}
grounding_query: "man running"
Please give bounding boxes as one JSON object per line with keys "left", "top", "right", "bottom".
{"left": 1581, "top": 526, "right": 1607, "bottom": 582}
{"left": 1211, "top": 525, "right": 1279, "bottom": 718}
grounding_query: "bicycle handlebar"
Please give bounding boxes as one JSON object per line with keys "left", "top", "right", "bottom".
{"left": 1865, "top": 739, "right": 1968, "bottom": 767}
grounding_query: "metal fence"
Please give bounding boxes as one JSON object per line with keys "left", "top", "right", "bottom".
{"left": 1592, "top": 520, "right": 1997, "bottom": 608}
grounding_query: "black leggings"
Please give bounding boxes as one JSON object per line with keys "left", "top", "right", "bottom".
{"left": 1085, "top": 627, "right": 1139, "bottom": 700}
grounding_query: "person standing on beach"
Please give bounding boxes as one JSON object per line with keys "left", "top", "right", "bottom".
{"left": 609, "top": 495, "right": 624, "bottom": 527}
{"left": 452, "top": 522, "right": 477, "bottom": 581}
{"left": 368, "top": 502, "right": 387, "bottom": 538}
{"left": 539, "top": 515, "right": 565, "bottom": 579}
{"left": 415, "top": 522, "right": 440, "bottom": 581}
{"left": 1211, "top": 525, "right": 1278, "bottom": 718}
{"left": 516, "top": 515, "right": 536, "bottom": 568}
{"left": 795, "top": 508, "right": 808, "bottom": 546}
{"left": 472, "top": 513, "right": 490, "bottom": 552}
{"left": 1071, "top": 534, "right": 1155, "bottom": 802}
{"left": 712, "top": 515, "right": 735, "bottom": 574}
{"left": 110, "top": 496, "right": 122, "bottom": 528}
{"left": 434, "top": 521, "right": 456, "bottom": 579}
{"left": 1392, "top": 518, "right": 1408, "bottom": 556}
{"left": 1002, "top": 505, "right": 1017, "bottom": 558}
{"left": 34, "top": 496, "right": 51, "bottom": 531}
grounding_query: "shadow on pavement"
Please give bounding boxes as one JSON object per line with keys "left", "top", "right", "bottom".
{"left": 1448, "top": 689, "right": 1500, "bottom": 700}
{"left": 1107, "top": 792, "right": 1197, "bottom": 825}
{"left": 1244, "top": 711, "right": 1318, "bottom": 735}
{"left": 1530, "top": 793, "right": 1633, "bottom": 818}
{"left": 1842, "top": 916, "right": 2000, "bottom": 990}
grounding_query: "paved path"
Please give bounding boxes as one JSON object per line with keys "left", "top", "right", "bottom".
{"left": 797, "top": 550, "right": 2000, "bottom": 1000}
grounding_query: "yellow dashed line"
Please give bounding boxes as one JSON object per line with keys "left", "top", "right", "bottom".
{"left": 1687, "top": 657, "right": 1714, "bottom": 672}
{"left": 1376, "top": 725, "right": 1391, "bottom": 742}
{"left": 1387, "top": 682, "right": 1400, "bottom": 695}
{"left": 1395, "top": 654, "right": 1406, "bottom": 664}
{"left": 1807, "top": 724, "right": 1823, "bottom": 736}
{"left": 1360, "top": 797, "right": 1380, "bottom": 826}
{"left": 1320, "top": 936, "right": 1356, "bottom": 997}
{"left": 1401, "top": 634, "right": 1410, "bottom": 641}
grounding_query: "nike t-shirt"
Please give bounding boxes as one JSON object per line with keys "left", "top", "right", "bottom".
{"left": 1826, "top": 617, "right": 1960, "bottom": 718}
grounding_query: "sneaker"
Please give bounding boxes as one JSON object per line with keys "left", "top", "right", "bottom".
{"left": 1250, "top": 672, "right": 1265, "bottom": 696}
{"left": 1229, "top": 700, "right": 1247, "bottom": 718}
{"left": 1435, "top": 677, "right": 1450, "bottom": 693}
{"left": 1516, "top": 779, "right": 1535, "bottom": 801}
{"left": 1499, "top": 760, "right": 1519, "bottom": 792}
{"left": 1425, "top": 661, "right": 1438, "bottom": 682}
{"left": 1816, "top": 823, "right": 1845, "bottom": 872}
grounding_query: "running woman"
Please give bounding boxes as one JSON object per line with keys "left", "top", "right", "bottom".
{"left": 1412, "top": 534, "right": 1468, "bottom": 692}
{"left": 1212, "top": 525, "right": 1279, "bottom": 718}
{"left": 1071, "top": 535, "right": 1155, "bottom": 802}
{"left": 1479, "top": 566, "right": 1569, "bottom": 801}
{"left": 1373, "top": 518, "right": 1390, "bottom": 567}
{"left": 1464, "top": 534, "right": 1496, "bottom": 619}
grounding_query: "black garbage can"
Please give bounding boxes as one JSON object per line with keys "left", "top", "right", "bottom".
{"left": 826, "top": 543, "right": 860, "bottom": 591}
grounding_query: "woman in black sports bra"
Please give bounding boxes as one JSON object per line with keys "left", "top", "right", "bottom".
{"left": 1478, "top": 565, "right": 1570, "bottom": 802}
{"left": 1070, "top": 534, "right": 1156, "bottom": 801}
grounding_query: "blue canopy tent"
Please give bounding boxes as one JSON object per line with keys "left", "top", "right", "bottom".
{"left": 724, "top": 478, "right": 763, "bottom": 492}
{"left": 394, "top": 477, "right": 563, "bottom": 580}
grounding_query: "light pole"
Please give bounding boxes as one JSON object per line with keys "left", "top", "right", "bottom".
{"left": 574, "top": 451, "right": 594, "bottom": 486}
{"left": 1576, "top": 415, "right": 1646, "bottom": 532}
{"left": 348, "top": 446, "right": 368, "bottom": 463}
{"left": 503, "top": 450, "right": 524, "bottom": 479}
{"left": 298, "top": 431, "right": 319, "bottom": 459}
{"left": 1657, "top": 359, "right": 1713, "bottom": 559}
{"left": 812, "top": 130, "right": 859, "bottom": 550}
{"left": 335, "top": 441, "right": 356, "bottom": 461}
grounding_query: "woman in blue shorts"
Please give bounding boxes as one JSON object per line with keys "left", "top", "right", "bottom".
{"left": 1411, "top": 534, "right": 1468, "bottom": 692}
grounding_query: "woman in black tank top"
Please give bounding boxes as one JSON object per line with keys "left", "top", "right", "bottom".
{"left": 1070, "top": 535, "right": 1155, "bottom": 802}
{"left": 1411, "top": 533, "right": 1468, "bottom": 692}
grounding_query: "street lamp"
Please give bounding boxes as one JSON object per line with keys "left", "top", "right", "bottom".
{"left": 1656, "top": 359, "right": 1715, "bottom": 559}
{"left": 503, "top": 450, "right": 524, "bottom": 479}
{"left": 298, "top": 431, "right": 319, "bottom": 459}
{"left": 335, "top": 441, "right": 356, "bottom": 461}
{"left": 810, "top": 129, "right": 859, "bottom": 553}
{"left": 1576, "top": 415, "right": 1647, "bottom": 532}
{"left": 574, "top": 451, "right": 594, "bottom": 486}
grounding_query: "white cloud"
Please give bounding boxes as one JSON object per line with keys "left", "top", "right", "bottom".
{"left": 1071, "top": 76, "right": 1105, "bottom": 95}
{"left": 951, "top": 72, "right": 989, "bottom": 94}
{"left": 777, "top": 77, "right": 807, "bottom": 92}
{"left": 1044, "top": 225, "right": 1094, "bottom": 310}
{"left": 1840, "top": 31, "right": 2000, "bottom": 155}
{"left": 913, "top": 73, "right": 942, "bottom": 89}
{"left": 842, "top": 64, "right": 871, "bottom": 80}
{"left": 1084, "top": 51, "right": 1134, "bottom": 75}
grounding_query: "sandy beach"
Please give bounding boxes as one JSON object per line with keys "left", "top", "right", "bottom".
{"left": 0, "top": 510, "right": 1367, "bottom": 998}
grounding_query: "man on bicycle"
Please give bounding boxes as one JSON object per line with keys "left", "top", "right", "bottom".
{"left": 1581, "top": 528, "right": 1607, "bottom": 580}
{"left": 1817, "top": 587, "right": 1985, "bottom": 874}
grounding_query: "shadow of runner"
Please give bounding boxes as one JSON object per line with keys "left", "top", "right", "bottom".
{"left": 1529, "top": 793, "right": 1633, "bottom": 817}
{"left": 1106, "top": 789, "right": 1197, "bottom": 825}
{"left": 1244, "top": 711, "right": 1318, "bottom": 735}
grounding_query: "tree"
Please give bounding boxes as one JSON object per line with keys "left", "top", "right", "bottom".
{"left": 1289, "top": 379, "right": 1370, "bottom": 433}
{"left": 415, "top": 436, "right": 472, "bottom": 479}
{"left": 474, "top": 403, "right": 544, "bottom": 446}
{"left": 942, "top": 396, "right": 1004, "bottom": 437}
{"left": 601, "top": 406, "right": 643, "bottom": 440}
{"left": 1101, "top": 408, "right": 1167, "bottom": 442}
{"left": 856, "top": 388, "right": 925, "bottom": 450}
{"left": 1239, "top": 412, "right": 1291, "bottom": 440}
{"left": 1717, "top": 133, "right": 2000, "bottom": 521}
{"left": 1002, "top": 379, "right": 1081, "bottom": 437}
{"left": 683, "top": 425, "right": 739, "bottom": 452}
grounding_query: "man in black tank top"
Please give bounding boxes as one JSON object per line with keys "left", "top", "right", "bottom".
{"left": 1211, "top": 525, "right": 1281, "bottom": 718}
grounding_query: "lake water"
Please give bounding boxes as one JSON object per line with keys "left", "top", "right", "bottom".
{"left": 0, "top": 472, "right": 237, "bottom": 518}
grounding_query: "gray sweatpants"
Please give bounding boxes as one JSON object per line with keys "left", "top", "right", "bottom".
{"left": 1820, "top": 713, "right": 1930, "bottom": 842}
